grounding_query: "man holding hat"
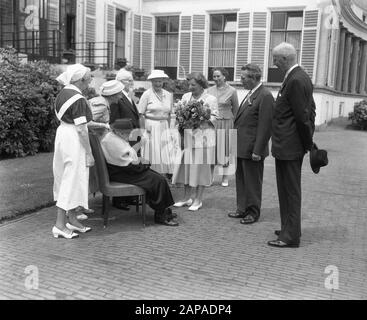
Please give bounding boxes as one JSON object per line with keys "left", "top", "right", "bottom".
{"left": 268, "top": 43, "right": 316, "bottom": 248}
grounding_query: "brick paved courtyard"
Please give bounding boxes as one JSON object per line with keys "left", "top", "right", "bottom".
{"left": 0, "top": 124, "right": 366, "bottom": 300}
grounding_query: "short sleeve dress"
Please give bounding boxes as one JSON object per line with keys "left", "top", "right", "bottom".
{"left": 172, "top": 91, "right": 219, "bottom": 187}
{"left": 53, "top": 84, "right": 92, "bottom": 211}
{"left": 207, "top": 83, "right": 239, "bottom": 165}
{"left": 138, "top": 88, "right": 175, "bottom": 174}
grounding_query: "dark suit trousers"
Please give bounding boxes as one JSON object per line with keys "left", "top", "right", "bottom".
{"left": 275, "top": 157, "right": 304, "bottom": 244}
{"left": 107, "top": 163, "right": 174, "bottom": 212}
{"left": 236, "top": 158, "right": 264, "bottom": 218}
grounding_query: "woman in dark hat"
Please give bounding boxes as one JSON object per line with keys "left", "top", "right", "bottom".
{"left": 99, "top": 119, "right": 179, "bottom": 226}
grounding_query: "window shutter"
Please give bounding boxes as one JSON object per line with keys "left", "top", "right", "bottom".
{"left": 105, "top": 4, "right": 115, "bottom": 43}
{"left": 141, "top": 15, "right": 154, "bottom": 73}
{"left": 235, "top": 12, "right": 250, "bottom": 80}
{"left": 178, "top": 16, "right": 192, "bottom": 79}
{"left": 132, "top": 14, "right": 153, "bottom": 72}
{"left": 301, "top": 10, "right": 320, "bottom": 82}
{"left": 250, "top": 12, "right": 267, "bottom": 74}
{"left": 105, "top": 4, "right": 116, "bottom": 68}
{"left": 191, "top": 15, "right": 206, "bottom": 74}
{"left": 132, "top": 14, "right": 142, "bottom": 68}
{"left": 85, "top": 0, "right": 96, "bottom": 42}
{"left": 48, "top": 0, "right": 59, "bottom": 26}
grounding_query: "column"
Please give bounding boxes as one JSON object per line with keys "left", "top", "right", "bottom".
{"left": 336, "top": 28, "right": 346, "bottom": 91}
{"left": 342, "top": 33, "right": 352, "bottom": 92}
{"left": 350, "top": 38, "right": 360, "bottom": 94}
{"left": 359, "top": 41, "right": 367, "bottom": 95}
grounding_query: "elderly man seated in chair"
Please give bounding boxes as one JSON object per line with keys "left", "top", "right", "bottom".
{"left": 99, "top": 115, "right": 179, "bottom": 227}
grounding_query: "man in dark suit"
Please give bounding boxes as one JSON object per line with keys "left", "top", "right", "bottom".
{"left": 228, "top": 63, "right": 274, "bottom": 224}
{"left": 268, "top": 42, "right": 316, "bottom": 248}
{"left": 111, "top": 69, "right": 141, "bottom": 129}
{"left": 110, "top": 69, "right": 143, "bottom": 210}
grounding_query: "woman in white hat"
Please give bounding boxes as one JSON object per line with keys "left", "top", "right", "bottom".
{"left": 88, "top": 80, "right": 125, "bottom": 136}
{"left": 53, "top": 64, "right": 94, "bottom": 239}
{"left": 87, "top": 80, "right": 125, "bottom": 196}
{"left": 138, "top": 69, "right": 174, "bottom": 176}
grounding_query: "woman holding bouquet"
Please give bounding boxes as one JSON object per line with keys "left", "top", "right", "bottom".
{"left": 208, "top": 68, "right": 239, "bottom": 187}
{"left": 172, "top": 72, "right": 219, "bottom": 211}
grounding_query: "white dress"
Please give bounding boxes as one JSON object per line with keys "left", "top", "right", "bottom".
{"left": 53, "top": 85, "right": 91, "bottom": 211}
{"left": 172, "top": 91, "right": 219, "bottom": 187}
{"left": 138, "top": 88, "right": 175, "bottom": 174}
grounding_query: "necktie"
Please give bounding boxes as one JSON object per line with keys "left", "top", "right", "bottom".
{"left": 240, "top": 90, "right": 252, "bottom": 109}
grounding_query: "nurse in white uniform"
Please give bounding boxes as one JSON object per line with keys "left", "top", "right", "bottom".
{"left": 52, "top": 64, "right": 94, "bottom": 239}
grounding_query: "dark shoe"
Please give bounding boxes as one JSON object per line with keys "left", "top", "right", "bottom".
{"left": 155, "top": 217, "right": 179, "bottom": 226}
{"left": 267, "top": 239, "right": 299, "bottom": 248}
{"left": 165, "top": 208, "right": 177, "bottom": 219}
{"left": 228, "top": 211, "right": 247, "bottom": 219}
{"left": 112, "top": 199, "right": 130, "bottom": 211}
{"left": 240, "top": 215, "right": 258, "bottom": 225}
{"left": 274, "top": 230, "right": 281, "bottom": 236}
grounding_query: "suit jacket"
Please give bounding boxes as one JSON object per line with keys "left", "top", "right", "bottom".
{"left": 234, "top": 84, "right": 274, "bottom": 159}
{"left": 110, "top": 94, "right": 140, "bottom": 129}
{"left": 271, "top": 66, "right": 315, "bottom": 160}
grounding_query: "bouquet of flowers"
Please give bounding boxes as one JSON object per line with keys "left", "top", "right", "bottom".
{"left": 174, "top": 99, "right": 212, "bottom": 135}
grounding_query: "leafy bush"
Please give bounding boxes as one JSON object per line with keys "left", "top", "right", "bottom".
{"left": 164, "top": 79, "right": 189, "bottom": 93}
{"left": 348, "top": 99, "right": 367, "bottom": 130}
{"left": 0, "top": 47, "right": 62, "bottom": 157}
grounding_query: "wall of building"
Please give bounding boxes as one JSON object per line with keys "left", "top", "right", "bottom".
{"left": 142, "top": 0, "right": 319, "bottom": 14}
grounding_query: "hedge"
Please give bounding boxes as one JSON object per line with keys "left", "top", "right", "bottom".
{"left": 0, "top": 47, "right": 62, "bottom": 157}
{"left": 348, "top": 99, "right": 367, "bottom": 130}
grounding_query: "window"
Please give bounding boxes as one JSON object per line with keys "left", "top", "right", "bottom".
{"left": 208, "top": 14, "right": 237, "bottom": 81}
{"left": 154, "top": 16, "right": 179, "bottom": 79}
{"left": 115, "top": 9, "right": 126, "bottom": 61}
{"left": 268, "top": 11, "right": 303, "bottom": 82}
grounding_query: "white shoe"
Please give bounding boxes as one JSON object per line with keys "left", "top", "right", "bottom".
{"left": 52, "top": 226, "right": 79, "bottom": 239}
{"left": 221, "top": 180, "right": 229, "bottom": 187}
{"left": 66, "top": 223, "right": 92, "bottom": 233}
{"left": 76, "top": 213, "right": 88, "bottom": 221}
{"left": 174, "top": 199, "right": 193, "bottom": 207}
{"left": 188, "top": 202, "right": 203, "bottom": 211}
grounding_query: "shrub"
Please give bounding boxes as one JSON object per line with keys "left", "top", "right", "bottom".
{"left": 0, "top": 47, "right": 62, "bottom": 157}
{"left": 163, "top": 79, "right": 189, "bottom": 94}
{"left": 348, "top": 99, "right": 367, "bottom": 130}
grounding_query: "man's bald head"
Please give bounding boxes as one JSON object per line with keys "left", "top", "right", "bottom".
{"left": 272, "top": 42, "right": 297, "bottom": 73}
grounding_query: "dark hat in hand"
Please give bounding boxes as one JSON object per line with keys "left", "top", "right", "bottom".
{"left": 310, "top": 143, "right": 328, "bottom": 174}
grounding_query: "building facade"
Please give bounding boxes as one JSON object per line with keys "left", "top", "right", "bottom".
{"left": 1, "top": 0, "right": 367, "bottom": 125}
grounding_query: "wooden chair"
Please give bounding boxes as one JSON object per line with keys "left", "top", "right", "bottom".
{"left": 89, "top": 133, "right": 146, "bottom": 228}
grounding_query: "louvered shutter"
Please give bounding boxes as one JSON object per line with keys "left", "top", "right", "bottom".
{"left": 301, "top": 10, "right": 320, "bottom": 82}
{"left": 235, "top": 12, "right": 250, "bottom": 80}
{"left": 250, "top": 12, "right": 267, "bottom": 74}
{"left": 132, "top": 14, "right": 153, "bottom": 72}
{"left": 84, "top": 0, "right": 96, "bottom": 63}
{"left": 191, "top": 15, "right": 206, "bottom": 74}
{"left": 132, "top": 14, "right": 142, "bottom": 68}
{"left": 105, "top": 4, "right": 116, "bottom": 68}
{"left": 48, "top": 0, "right": 59, "bottom": 25}
{"left": 85, "top": 0, "right": 96, "bottom": 42}
{"left": 178, "top": 16, "right": 192, "bottom": 79}
{"left": 105, "top": 4, "right": 115, "bottom": 43}
{"left": 141, "top": 15, "right": 154, "bottom": 73}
